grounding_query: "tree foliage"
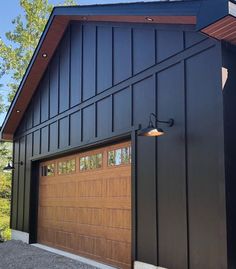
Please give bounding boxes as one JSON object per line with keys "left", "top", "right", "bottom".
{"left": 0, "top": 0, "right": 77, "bottom": 107}
{"left": 0, "top": 143, "right": 12, "bottom": 199}
{"left": 0, "top": 84, "right": 5, "bottom": 113}
{"left": 0, "top": 142, "right": 12, "bottom": 241}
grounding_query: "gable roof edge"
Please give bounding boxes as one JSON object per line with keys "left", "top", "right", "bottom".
{"left": 0, "top": 1, "right": 205, "bottom": 141}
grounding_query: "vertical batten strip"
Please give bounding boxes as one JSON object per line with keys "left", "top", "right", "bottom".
{"left": 95, "top": 26, "right": 98, "bottom": 96}
{"left": 131, "top": 27, "right": 134, "bottom": 77}
{"left": 183, "top": 31, "right": 190, "bottom": 269}
{"left": 111, "top": 94, "right": 114, "bottom": 133}
{"left": 10, "top": 142, "right": 15, "bottom": 229}
{"left": 155, "top": 72, "right": 159, "bottom": 265}
{"left": 131, "top": 129, "right": 138, "bottom": 263}
{"left": 111, "top": 27, "right": 114, "bottom": 87}
{"left": 22, "top": 135, "right": 27, "bottom": 231}
{"left": 16, "top": 140, "right": 20, "bottom": 230}
{"left": 81, "top": 24, "right": 84, "bottom": 103}
{"left": 81, "top": 109, "right": 84, "bottom": 142}
{"left": 68, "top": 24, "right": 72, "bottom": 109}
{"left": 183, "top": 58, "right": 190, "bottom": 269}
{"left": 95, "top": 102, "right": 98, "bottom": 138}
{"left": 131, "top": 85, "right": 134, "bottom": 127}
{"left": 57, "top": 57, "right": 60, "bottom": 116}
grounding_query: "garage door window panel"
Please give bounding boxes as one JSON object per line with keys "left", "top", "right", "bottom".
{"left": 41, "top": 163, "right": 55, "bottom": 177}
{"left": 108, "top": 146, "right": 131, "bottom": 167}
{"left": 58, "top": 159, "right": 76, "bottom": 175}
{"left": 80, "top": 153, "right": 103, "bottom": 171}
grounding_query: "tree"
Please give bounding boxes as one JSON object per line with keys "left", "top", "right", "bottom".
{"left": 0, "top": 84, "right": 5, "bottom": 113}
{"left": 0, "top": 142, "right": 12, "bottom": 241}
{"left": 0, "top": 0, "right": 77, "bottom": 107}
{"left": 0, "top": 0, "right": 77, "bottom": 242}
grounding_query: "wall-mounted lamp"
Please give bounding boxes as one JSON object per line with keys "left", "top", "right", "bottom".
{"left": 3, "top": 161, "right": 23, "bottom": 171}
{"left": 139, "top": 113, "right": 174, "bottom": 137}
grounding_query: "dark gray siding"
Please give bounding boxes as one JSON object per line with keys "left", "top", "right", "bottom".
{"left": 12, "top": 22, "right": 227, "bottom": 269}
{"left": 222, "top": 44, "right": 236, "bottom": 269}
{"left": 49, "top": 52, "right": 59, "bottom": 118}
{"left": 157, "top": 63, "right": 187, "bottom": 268}
{"left": 186, "top": 47, "right": 226, "bottom": 269}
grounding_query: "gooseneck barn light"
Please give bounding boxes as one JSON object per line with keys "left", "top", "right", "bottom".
{"left": 139, "top": 113, "right": 174, "bottom": 137}
{"left": 3, "top": 161, "right": 23, "bottom": 171}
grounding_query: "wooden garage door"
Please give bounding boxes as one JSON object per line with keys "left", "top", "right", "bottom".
{"left": 37, "top": 141, "right": 131, "bottom": 269}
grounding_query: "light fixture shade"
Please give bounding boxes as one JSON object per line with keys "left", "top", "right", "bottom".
{"left": 3, "top": 163, "right": 14, "bottom": 171}
{"left": 138, "top": 113, "right": 174, "bottom": 137}
{"left": 139, "top": 126, "right": 164, "bottom": 137}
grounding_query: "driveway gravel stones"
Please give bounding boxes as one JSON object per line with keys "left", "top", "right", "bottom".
{"left": 0, "top": 240, "right": 99, "bottom": 269}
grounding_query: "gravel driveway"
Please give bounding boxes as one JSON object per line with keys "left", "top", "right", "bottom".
{"left": 0, "top": 240, "right": 99, "bottom": 269}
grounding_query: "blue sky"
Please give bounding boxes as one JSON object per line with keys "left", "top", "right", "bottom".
{"left": 0, "top": 0, "right": 154, "bottom": 125}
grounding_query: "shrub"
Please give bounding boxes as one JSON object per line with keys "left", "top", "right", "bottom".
{"left": 0, "top": 198, "right": 11, "bottom": 241}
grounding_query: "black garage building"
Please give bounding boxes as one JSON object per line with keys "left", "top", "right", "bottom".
{"left": 1, "top": 1, "right": 236, "bottom": 268}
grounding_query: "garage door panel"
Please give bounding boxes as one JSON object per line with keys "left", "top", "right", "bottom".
{"left": 78, "top": 180, "right": 103, "bottom": 197}
{"left": 39, "top": 220, "right": 77, "bottom": 233}
{"left": 76, "top": 235, "right": 105, "bottom": 257}
{"left": 106, "top": 240, "right": 131, "bottom": 264}
{"left": 106, "top": 177, "right": 131, "bottom": 197}
{"left": 106, "top": 208, "right": 131, "bottom": 229}
{"left": 76, "top": 207, "right": 103, "bottom": 226}
{"left": 39, "top": 183, "right": 77, "bottom": 199}
{"left": 38, "top": 206, "right": 56, "bottom": 221}
{"left": 38, "top": 141, "right": 131, "bottom": 269}
{"left": 105, "top": 229, "right": 131, "bottom": 243}
{"left": 76, "top": 224, "right": 131, "bottom": 242}
{"left": 38, "top": 227, "right": 56, "bottom": 245}
{"left": 39, "top": 199, "right": 131, "bottom": 210}
{"left": 39, "top": 206, "right": 78, "bottom": 223}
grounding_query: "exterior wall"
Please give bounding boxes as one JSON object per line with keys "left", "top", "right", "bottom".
{"left": 12, "top": 21, "right": 227, "bottom": 269}
{"left": 222, "top": 43, "right": 236, "bottom": 269}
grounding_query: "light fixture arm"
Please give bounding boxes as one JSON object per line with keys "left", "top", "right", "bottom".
{"left": 149, "top": 113, "right": 174, "bottom": 127}
{"left": 8, "top": 160, "right": 23, "bottom": 166}
{"left": 6, "top": 155, "right": 23, "bottom": 166}
{"left": 3, "top": 161, "right": 24, "bottom": 171}
{"left": 15, "top": 161, "right": 24, "bottom": 166}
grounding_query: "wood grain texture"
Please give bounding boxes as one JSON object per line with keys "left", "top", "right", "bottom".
{"left": 202, "top": 15, "right": 236, "bottom": 45}
{"left": 38, "top": 141, "right": 131, "bottom": 269}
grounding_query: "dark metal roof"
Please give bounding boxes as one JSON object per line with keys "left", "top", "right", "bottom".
{"left": 53, "top": 1, "right": 201, "bottom": 16}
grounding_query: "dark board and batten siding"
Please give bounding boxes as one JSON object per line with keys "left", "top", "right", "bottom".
{"left": 222, "top": 44, "right": 236, "bottom": 269}
{"left": 12, "top": 21, "right": 227, "bottom": 269}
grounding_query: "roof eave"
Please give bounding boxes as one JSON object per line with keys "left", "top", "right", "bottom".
{"left": 0, "top": 9, "right": 57, "bottom": 141}
{"left": 200, "top": 1, "right": 236, "bottom": 46}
